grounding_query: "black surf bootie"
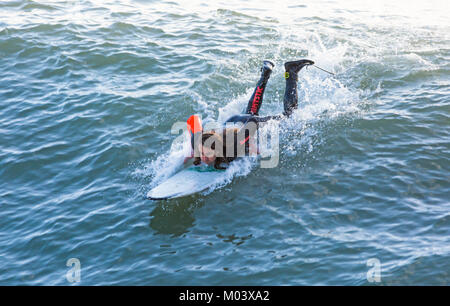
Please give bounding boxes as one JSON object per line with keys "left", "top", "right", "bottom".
{"left": 283, "top": 59, "right": 314, "bottom": 116}
{"left": 284, "top": 59, "right": 314, "bottom": 80}
{"left": 261, "top": 60, "right": 275, "bottom": 79}
{"left": 245, "top": 60, "right": 275, "bottom": 115}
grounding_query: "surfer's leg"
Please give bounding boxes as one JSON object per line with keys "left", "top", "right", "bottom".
{"left": 252, "top": 115, "right": 282, "bottom": 122}
{"left": 225, "top": 114, "right": 280, "bottom": 125}
{"left": 245, "top": 60, "right": 274, "bottom": 116}
{"left": 283, "top": 59, "right": 314, "bottom": 116}
{"left": 225, "top": 114, "right": 253, "bottom": 124}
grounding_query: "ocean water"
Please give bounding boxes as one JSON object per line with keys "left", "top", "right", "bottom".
{"left": 0, "top": 0, "right": 449, "bottom": 285}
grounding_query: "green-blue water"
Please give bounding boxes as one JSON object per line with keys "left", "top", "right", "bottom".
{"left": 1, "top": 0, "right": 449, "bottom": 285}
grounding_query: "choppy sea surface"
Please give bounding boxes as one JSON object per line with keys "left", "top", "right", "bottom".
{"left": 0, "top": 0, "right": 449, "bottom": 285}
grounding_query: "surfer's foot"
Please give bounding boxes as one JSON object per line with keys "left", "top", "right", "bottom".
{"left": 262, "top": 60, "right": 274, "bottom": 72}
{"left": 284, "top": 59, "right": 314, "bottom": 74}
{"left": 260, "top": 60, "right": 274, "bottom": 82}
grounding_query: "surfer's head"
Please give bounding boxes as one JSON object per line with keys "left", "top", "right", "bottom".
{"left": 193, "top": 128, "right": 248, "bottom": 170}
{"left": 193, "top": 132, "right": 223, "bottom": 166}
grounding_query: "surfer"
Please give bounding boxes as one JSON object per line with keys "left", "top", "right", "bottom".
{"left": 185, "top": 59, "right": 314, "bottom": 169}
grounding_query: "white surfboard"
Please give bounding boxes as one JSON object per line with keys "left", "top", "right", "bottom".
{"left": 147, "top": 165, "right": 226, "bottom": 200}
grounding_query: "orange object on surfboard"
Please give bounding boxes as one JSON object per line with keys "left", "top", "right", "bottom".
{"left": 187, "top": 115, "right": 203, "bottom": 149}
{"left": 187, "top": 115, "right": 203, "bottom": 134}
